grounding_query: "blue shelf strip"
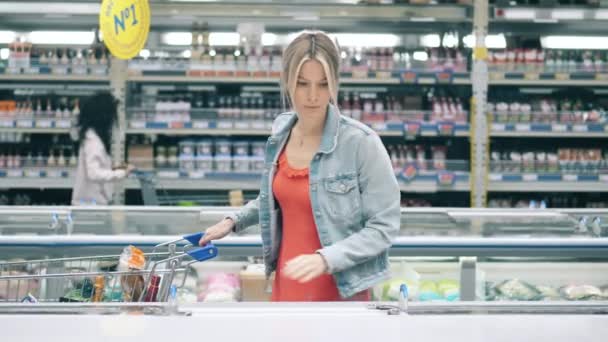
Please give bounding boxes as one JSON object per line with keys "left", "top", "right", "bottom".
{"left": 494, "top": 173, "right": 604, "bottom": 182}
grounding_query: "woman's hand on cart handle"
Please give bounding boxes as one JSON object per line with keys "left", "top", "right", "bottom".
{"left": 198, "top": 218, "right": 235, "bottom": 246}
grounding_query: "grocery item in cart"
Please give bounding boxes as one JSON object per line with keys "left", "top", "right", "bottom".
{"left": 118, "top": 245, "right": 146, "bottom": 302}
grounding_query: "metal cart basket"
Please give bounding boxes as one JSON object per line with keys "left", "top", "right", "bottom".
{"left": 0, "top": 233, "right": 215, "bottom": 303}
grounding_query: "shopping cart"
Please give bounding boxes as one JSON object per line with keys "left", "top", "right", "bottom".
{"left": 0, "top": 232, "right": 215, "bottom": 304}
{"left": 134, "top": 170, "right": 256, "bottom": 206}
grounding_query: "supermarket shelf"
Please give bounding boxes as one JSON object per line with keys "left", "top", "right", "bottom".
{"left": 488, "top": 173, "right": 608, "bottom": 192}
{"left": 0, "top": 169, "right": 469, "bottom": 192}
{"left": 491, "top": 6, "right": 608, "bottom": 35}
{"left": 0, "top": 74, "right": 109, "bottom": 82}
{"left": 126, "top": 121, "right": 470, "bottom": 137}
{"left": 127, "top": 72, "right": 471, "bottom": 85}
{"left": 490, "top": 123, "right": 608, "bottom": 138}
{"left": 0, "top": 119, "right": 72, "bottom": 133}
{"left": 488, "top": 72, "right": 608, "bottom": 86}
{"left": 0, "top": 170, "right": 74, "bottom": 189}
{"left": 398, "top": 171, "right": 470, "bottom": 193}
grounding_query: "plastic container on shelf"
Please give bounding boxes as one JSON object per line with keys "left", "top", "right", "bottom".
{"left": 197, "top": 140, "right": 213, "bottom": 157}
{"left": 251, "top": 141, "right": 266, "bottom": 157}
{"left": 214, "top": 139, "right": 232, "bottom": 156}
{"left": 196, "top": 155, "right": 214, "bottom": 172}
{"left": 251, "top": 156, "right": 265, "bottom": 173}
{"left": 179, "top": 154, "right": 195, "bottom": 172}
{"left": 179, "top": 140, "right": 196, "bottom": 157}
{"left": 233, "top": 141, "right": 249, "bottom": 157}
{"left": 232, "top": 156, "right": 250, "bottom": 172}
{"left": 214, "top": 155, "right": 232, "bottom": 173}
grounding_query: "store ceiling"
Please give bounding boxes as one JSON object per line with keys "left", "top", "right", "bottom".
{"left": 0, "top": 1, "right": 606, "bottom": 35}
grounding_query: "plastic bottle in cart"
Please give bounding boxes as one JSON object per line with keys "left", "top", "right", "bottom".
{"left": 143, "top": 275, "right": 161, "bottom": 302}
{"left": 92, "top": 276, "right": 105, "bottom": 302}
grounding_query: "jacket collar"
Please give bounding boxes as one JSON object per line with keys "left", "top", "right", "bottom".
{"left": 272, "top": 104, "right": 340, "bottom": 154}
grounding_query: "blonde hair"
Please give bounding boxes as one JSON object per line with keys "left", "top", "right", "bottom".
{"left": 280, "top": 30, "right": 341, "bottom": 111}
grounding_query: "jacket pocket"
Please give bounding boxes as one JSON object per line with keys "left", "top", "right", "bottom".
{"left": 323, "top": 174, "right": 362, "bottom": 225}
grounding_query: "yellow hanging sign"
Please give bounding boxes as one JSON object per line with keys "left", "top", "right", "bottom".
{"left": 99, "top": 0, "right": 150, "bottom": 60}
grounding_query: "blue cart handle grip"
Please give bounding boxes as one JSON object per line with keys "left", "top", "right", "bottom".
{"left": 183, "top": 232, "right": 205, "bottom": 246}
{"left": 186, "top": 243, "right": 218, "bottom": 262}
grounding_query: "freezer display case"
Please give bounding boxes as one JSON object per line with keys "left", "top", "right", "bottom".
{"left": 0, "top": 206, "right": 607, "bottom": 341}
{"left": 1, "top": 206, "right": 607, "bottom": 304}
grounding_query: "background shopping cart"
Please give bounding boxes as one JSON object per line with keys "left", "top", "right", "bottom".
{"left": 0, "top": 233, "right": 216, "bottom": 303}
{"left": 134, "top": 171, "right": 257, "bottom": 206}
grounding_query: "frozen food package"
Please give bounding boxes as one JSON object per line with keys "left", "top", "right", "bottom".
{"left": 560, "top": 285, "right": 604, "bottom": 301}
{"left": 199, "top": 272, "right": 241, "bottom": 302}
{"left": 437, "top": 279, "right": 460, "bottom": 301}
{"left": 534, "top": 285, "right": 562, "bottom": 301}
{"left": 494, "top": 279, "right": 541, "bottom": 301}
{"left": 418, "top": 280, "right": 441, "bottom": 301}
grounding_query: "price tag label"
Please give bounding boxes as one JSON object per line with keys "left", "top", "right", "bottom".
{"left": 55, "top": 120, "right": 71, "bottom": 128}
{"left": 400, "top": 71, "right": 418, "bottom": 84}
{"left": 351, "top": 69, "right": 368, "bottom": 79}
{"left": 235, "top": 121, "right": 250, "bottom": 129}
{"left": 563, "top": 174, "right": 578, "bottom": 182}
{"left": 375, "top": 71, "right": 391, "bottom": 79}
{"left": 371, "top": 122, "right": 387, "bottom": 131}
{"left": 524, "top": 72, "right": 540, "bottom": 80}
{"left": 129, "top": 120, "right": 146, "bottom": 129}
{"left": 515, "top": 123, "right": 531, "bottom": 131}
{"left": 7, "top": 170, "right": 22, "bottom": 177}
{"left": 36, "top": 120, "right": 52, "bottom": 128}
{"left": 16, "top": 120, "right": 33, "bottom": 128}
{"left": 600, "top": 174, "right": 608, "bottom": 182}
{"left": 157, "top": 171, "right": 180, "bottom": 179}
{"left": 189, "top": 171, "right": 205, "bottom": 179}
{"left": 217, "top": 121, "right": 233, "bottom": 129}
{"left": 492, "top": 123, "right": 506, "bottom": 131}
{"left": 437, "top": 171, "right": 456, "bottom": 186}
{"left": 169, "top": 122, "right": 186, "bottom": 129}
{"left": 489, "top": 72, "right": 505, "bottom": 81}
{"left": 489, "top": 173, "right": 502, "bottom": 181}
{"left": 523, "top": 174, "right": 538, "bottom": 182}
{"left": 555, "top": 73, "right": 570, "bottom": 81}
{"left": 24, "top": 170, "right": 40, "bottom": 178}
{"left": 553, "top": 124, "right": 567, "bottom": 132}
{"left": 47, "top": 170, "right": 63, "bottom": 178}
{"left": 193, "top": 120, "right": 209, "bottom": 129}
{"left": 573, "top": 124, "right": 588, "bottom": 132}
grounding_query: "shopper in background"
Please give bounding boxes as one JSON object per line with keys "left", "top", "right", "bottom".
{"left": 199, "top": 30, "right": 400, "bottom": 301}
{"left": 71, "top": 91, "right": 134, "bottom": 205}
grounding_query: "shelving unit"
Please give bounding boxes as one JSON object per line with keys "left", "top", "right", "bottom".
{"left": 0, "top": 0, "right": 606, "bottom": 207}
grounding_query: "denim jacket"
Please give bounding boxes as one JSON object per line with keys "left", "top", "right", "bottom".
{"left": 227, "top": 104, "right": 401, "bottom": 298}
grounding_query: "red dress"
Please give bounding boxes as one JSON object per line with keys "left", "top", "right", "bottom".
{"left": 271, "top": 150, "right": 370, "bottom": 302}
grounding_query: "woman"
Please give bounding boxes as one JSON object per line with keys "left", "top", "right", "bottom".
{"left": 71, "top": 92, "right": 134, "bottom": 205}
{"left": 199, "top": 31, "right": 400, "bottom": 301}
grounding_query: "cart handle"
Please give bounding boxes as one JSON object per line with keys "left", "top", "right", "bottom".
{"left": 183, "top": 232, "right": 205, "bottom": 246}
{"left": 185, "top": 243, "right": 218, "bottom": 262}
